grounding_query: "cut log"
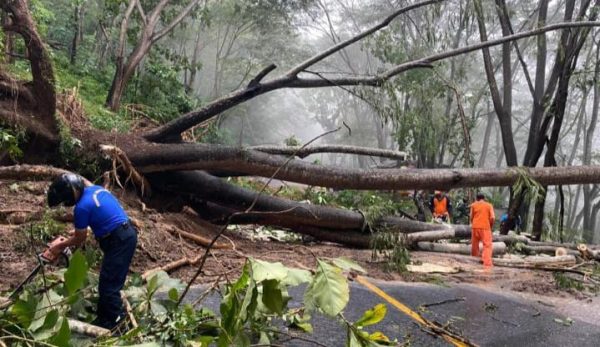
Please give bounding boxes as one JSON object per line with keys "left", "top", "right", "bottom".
{"left": 67, "top": 318, "right": 110, "bottom": 337}
{"left": 521, "top": 245, "right": 580, "bottom": 257}
{"left": 416, "top": 241, "right": 507, "bottom": 255}
{"left": 577, "top": 244, "right": 600, "bottom": 260}
{"left": 166, "top": 225, "right": 230, "bottom": 249}
{"left": 142, "top": 254, "right": 202, "bottom": 280}
{"left": 493, "top": 235, "right": 530, "bottom": 245}
{"left": 404, "top": 228, "right": 471, "bottom": 244}
{"left": 493, "top": 255, "right": 577, "bottom": 268}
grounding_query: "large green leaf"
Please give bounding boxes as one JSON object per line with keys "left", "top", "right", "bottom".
{"left": 261, "top": 279, "right": 284, "bottom": 314}
{"left": 355, "top": 304, "right": 387, "bottom": 327}
{"left": 10, "top": 292, "right": 38, "bottom": 328}
{"left": 282, "top": 268, "right": 312, "bottom": 286}
{"left": 47, "top": 318, "right": 71, "bottom": 347}
{"left": 249, "top": 258, "right": 288, "bottom": 282}
{"left": 304, "top": 260, "right": 349, "bottom": 317}
{"left": 332, "top": 257, "right": 366, "bottom": 274}
{"left": 64, "top": 250, "right": 88, "bottom": 295}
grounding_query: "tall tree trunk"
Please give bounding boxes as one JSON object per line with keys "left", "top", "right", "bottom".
{"left": 523, "top": 0, "right": 549, "bottom": 165}
{"left": 473, "top": 0, "right": 517, "bottom": 167}
{"left": 186, "top": 26, "right": 203, "bottom": 94}
{"left": 70, "top": 2, "right": 84, "bottom": 64}
{"left": 478, "top": 102, "right": 494, "bottom": 168}
{"left": 582, "top": 39, "right": 600, "bottom": 242}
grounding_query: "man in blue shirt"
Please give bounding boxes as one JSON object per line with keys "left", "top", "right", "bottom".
{"left": 46, "top": 173, "right": 137, "bottom": 330}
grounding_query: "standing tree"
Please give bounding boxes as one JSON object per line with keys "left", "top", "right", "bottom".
{"left": 105, "top": 0, "right": 203, "bottom": 111}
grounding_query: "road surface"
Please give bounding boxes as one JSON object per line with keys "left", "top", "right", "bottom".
{"left": 188, "top": 278, "right": 600, "bottom": 346}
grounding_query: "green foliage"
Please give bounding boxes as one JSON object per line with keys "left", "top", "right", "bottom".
{"left": 304, "top": 259, "right": 349, "bottom": 317}
{"left": 63, "top": 250, "right": 89, "bottom": 295}
{"left": 27, "top": 210, "right": 67, "bottom": 243}
{"left": 0, "top": 127, "right": 24, "bottom": 161}
{"left": 346, "top": 303, "right": 393, "bottom": 347}
{"left": 124, "top": 51, "right": 197, "bottom": 123}
{"left": 553, "top": 272, "right": 584, "bottom": 291}
{"left": 1, "top": 247, "right": 394, "bottom": 346}
{"left": 57, "top": 122, "right": 103, "bottom": 178}
{"left": 511, "top": 167, "right": 546, "bottom": 204}
{"left": 370, "top": 231, "right": 411, "bottom": 273}
{"left": 284, "top": 134, "right": 301, "bottom": 146}
{"left": 198, "top": 121, "right": 235, "bottom": 145}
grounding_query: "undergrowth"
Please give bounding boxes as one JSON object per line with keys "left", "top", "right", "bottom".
{"left": 0, "top": 254, "right": 396, "bottom": 346}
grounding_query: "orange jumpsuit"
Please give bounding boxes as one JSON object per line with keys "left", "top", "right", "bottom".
{"left": 432, "top": 197, "right": 449, "bottom": 218}
{"left": 470, "top": 200, "right": 495, "bottom": 267}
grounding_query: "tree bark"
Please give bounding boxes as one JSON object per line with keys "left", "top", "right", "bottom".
{"left": 473, "top": 0, "right": 517, "bottom": 167}
{"left": 493, "top": 255, "right": 576, "bottom": 268}
{"left": 249, "top": 145, "right": 407, "bottom": 161}
{"left": 582, "top": 39, "right": 600, "bottom": 242}
{"left": 416, "top": 241, "right": 507, "bottom": 256}
{"left": 129, "top": 143, "right": 600, "bottom": 190}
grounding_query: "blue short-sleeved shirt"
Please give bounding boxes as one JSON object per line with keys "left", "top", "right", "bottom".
{"left": 74, "top": 185, "right": 129, "bottom": 237}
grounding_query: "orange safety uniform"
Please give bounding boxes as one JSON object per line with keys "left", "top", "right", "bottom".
{"left": 432, "top": 197, "right": 449, "bottom": 217}
{"left": 470, "top": 200, "right": 495, "bottom": 267}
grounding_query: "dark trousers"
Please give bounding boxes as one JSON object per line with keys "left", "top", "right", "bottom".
{"left": 96, "top": 222, "right": 137, "bottom": 329}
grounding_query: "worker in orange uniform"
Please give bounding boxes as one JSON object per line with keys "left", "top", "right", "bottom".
{"left": 429, "top": 190, "right": 452, "bottom": 222}
{"left": 470, "top": 192, "right": 495, "bottom": 267}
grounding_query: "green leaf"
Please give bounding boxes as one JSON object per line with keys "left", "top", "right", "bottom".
{"left": 37, "top": 309, "right": 59, "bottom": 332}
{"left": 282, "top": 268, "right": 312, "bottom": 286}
{"left": 332, "top": 257, "right": 366, "bottom": 273}
{"left": 355, "top": 304, "right": 387, "bottom": 327}
{"left": 304, "top": 259, "right": 349, "bottom": 317}
{"left": 64, "top": 250, "right": 88, "bottom": 295}
{"left": 47, "top": 318, "right": 71, "bottom": 347}
{"left": 294, "top": 322, "right": 313, "bottom": 333}
{"left": 261, "top": 279, "right": 284, "bottom": 314}
{"left": 250, "top": 258, "right": 289, "bottom": 282}
{"left": 368, "top": 331, "right": 390, "bottom": 343}
{"left": 168, "top": 287, "right": 179, "bottom": 301}
{"left": 10, "top": 292, "right": 38, "bottom": 328}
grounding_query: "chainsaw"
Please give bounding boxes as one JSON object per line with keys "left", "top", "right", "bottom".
{"left": 9, "top": 236, "right": 72, "bottom": 299}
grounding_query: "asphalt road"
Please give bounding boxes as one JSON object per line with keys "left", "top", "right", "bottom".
{"left": 188, "top": 279, "right": 600, "bottom": 347}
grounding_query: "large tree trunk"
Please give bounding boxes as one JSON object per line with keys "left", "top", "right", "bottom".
{"left": 0, "top": 0, "right": 58, "bottom": 144}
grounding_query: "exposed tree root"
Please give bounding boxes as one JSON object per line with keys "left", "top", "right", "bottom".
{"left": 100, "top": 144, "right": 151, "bottom": 197}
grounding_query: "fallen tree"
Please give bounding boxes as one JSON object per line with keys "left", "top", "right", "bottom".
{"left": 416, "top": 241, "right": 508, "bottom": 255}
{"left": 3, "top": 1, "right": 600, "bottom": 250}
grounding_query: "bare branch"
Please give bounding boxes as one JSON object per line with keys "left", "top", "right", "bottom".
{"left": 152, "top": 0, "right": 202, "bottom": 43}
{"left": 381, "top": 21, "right": 600, "bottom": 79}
{"left": 286, "top": 0, "right": 444, "bottom": 76}
{"left": 144, "top": 20, "right": 600, "bottom": 142}
{"left": 135, "top": 0, "right": 147, "bottom": 24}
{"left": 250, "top": 144, "right": 407, "bottom": 160}
{"left": 247, "top": 64, "right": 277, "bottom": 88}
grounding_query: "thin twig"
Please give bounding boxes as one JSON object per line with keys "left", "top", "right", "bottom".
{"left": 419, "top": 297, "right": 465, "bottom": 309}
